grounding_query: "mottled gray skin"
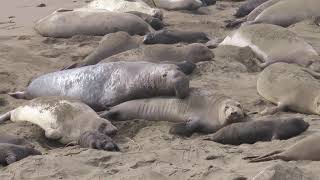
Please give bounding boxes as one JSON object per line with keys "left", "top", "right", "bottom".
{"left": 127, "top": 11, "right": 165, "bottom": 30}
{"left": 205, "top": 117, "right": 309, "bottom": 145}
{"left": 0, "top": 143, "right": 41, "bottom": 166}
{"left": 63, "top": 32, "right": 139, "bottom": 70}
{"left": 234, "top": 0, "right": 269, "bottom": 17}
{"left": 152, "top": 0, "right": 203, "bottom": 11}
{"left": 78, "top": 131, "right": 120, "bottom": 151}
{"left": 226, "top": 0, "right": 282, "bottom": 28}
{"left": 34, "top": 9, "right": 153, "bottom": 38}
{"left": 100, "top": 95, "right": 245, "bottom": 136}
{"left": 143, "top": 29, "right": 210, "bottom": 44}
{"left": 9, "top": 62, "right": 189, "bottom": 111}
{"left": 245, "top": 134, "right": 320, "bottom": 162}
{"left": 257, "top": 63, "right": 320, "bottom": 115}
{"left": 0, "top": 97, "right": 119, "bottom": 151}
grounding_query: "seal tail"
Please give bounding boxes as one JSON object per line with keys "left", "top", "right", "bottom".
{"left": 0, "top": 111, "right": 11, "bottom": 123}
{"left": 8, "top": 91, "right": 27, "bottom": 99}
{"left": 243, "top": 150, "right": 283, "bottom": 163}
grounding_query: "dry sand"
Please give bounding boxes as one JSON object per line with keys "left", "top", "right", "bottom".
{"left": 0, "top": 0, "right": 320, "bottom": 179}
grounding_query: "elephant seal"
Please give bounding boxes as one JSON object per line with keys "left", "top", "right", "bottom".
{"left": 245, "top": 134, "right": 320, "bottom": 162}
{"left": 100, "top": 95, "right": 245, "bottom": 136}
{"left": 0, "top": 97, "right": 119, "bottom": 151}
{"left": 226, "top": 0, "right": 282, "bottom": 28}
{"left": 257, "top": 63, "right": 320, "bottom": 115}
{"left": 0, "top": 143, "right": 41, "bottom": 165}
{"left": 63, "top": 31, "right": 140, "bottom": 70}
{"left": 102, "top": 43, "right": 214, "bottom": 64}
{"left": 143, "top": 29, "right": 210, "bottom": 44}
{"left": 204, "top": 116, "right": 309, "bottom": 145}
{"left": 127, "top": 11, "right": 165, "bottom": 30}
{"left": 247, "top": 0, "right": 320, "bottom": 27}
{"left": 35, "top": 9, "right": 153, "bottom": 38}
{"left": 234, "top": 0, "right": 269, "bottom": 17}
{"left": 220, "top": 24, "right": 320, "bottom": 69}
{"left": 9, "top": 62, "right": 189, "bottom": 111}
{"left": 152, "top": 0, "right": 203, "bottom": 11}
{"left": 85, "top": 0, "right": 163, "bottom": 19}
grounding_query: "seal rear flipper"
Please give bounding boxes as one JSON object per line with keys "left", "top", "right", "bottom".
{"left": 0, "top": 111, "right": 11, "bottom": 123}
{"left": 8, "top": 91, "right": 28, "bottom": 99}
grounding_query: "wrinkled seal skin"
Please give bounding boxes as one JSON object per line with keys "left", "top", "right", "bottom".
{"left": 152, "top": 0, "right": 203, "bottom": 11}
{"left": 127, "top": 11, "right": 165, "bottom": 30}
{"left": 257, "top": 63, "right": 320, "bottom": 115}
{"left": 234, "top": 0, "right": 268, "bottom": 17}
{"left": 34, "top": 9, "right": 153, "bottom": 38}
{"left": 78, "top": 131, "right": 120, "bottom": 151}
{"left": 63, "top": 32, "right": 140, "bottom": 70}
{"left": 100, "top": 95, "right": 245, "bottom": 136}
{"left": 0, "top": 97, "right": 119, "bottom": 151}
{"left": 0, "top": 143, "right": 41, "bottom": 166}
{"left": 143, "top": 29, "right": 210, "bottom": 44}
{"left": 9, "top": 62, "right": 189, "bottom": 111}
{"left": 205, "top": 117, "right": 309, "bottom": 145}
{"left": 245, "top": 134, "right": 320, "bottom": 162}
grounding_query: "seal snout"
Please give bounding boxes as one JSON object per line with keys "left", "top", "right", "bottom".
{"left": 224, "top": 101, "right": 245, "bottom": 124}
{"left": 142, "top": 33, "right": 154, "bottom": 44}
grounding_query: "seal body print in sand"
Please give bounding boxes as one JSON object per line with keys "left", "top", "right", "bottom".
{"left": 249, "top": 0, "right": 320, "bottom": 27}
{"left": 220, "top": 24, "right": 320, "bottom": 69}
{"left": 9, "top": 62, "right": 189, "bottom": 111}
{"left": 100, "top": 95, "right": 245, "bottom": 136}
{"left": 152, "top": 0, "right": 203, "bottom": 11}
{"left": 34, "top": 9, "right": 153, "bottom": 38}
{"left": 85, "top": 0, "right": 163, "bottom": 19}
{"left": 205, "top": 116, "right": 309, "bottom": 145}
{"left": 257, "top": 63, "right": 320, "bottom": 115}
{"left": 0, "top": 97, "right": 119, "bottom": 151}
{"left": 245, "top": 134, "right": 320, "bottom": 162}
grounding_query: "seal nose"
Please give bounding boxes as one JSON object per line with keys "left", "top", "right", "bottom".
{"left": 104, "top": 142, "right": 120, "bottom": 152}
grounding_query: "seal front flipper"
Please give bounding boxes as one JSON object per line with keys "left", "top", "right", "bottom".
{"left": 260, "top": 102, "right": 287, "bottom": 115}
{"left": 0, "top": 111, "right": 11, "bottom": 123}
{"left": 169, "top": 118, "right": 200, "bottom": 137}
{"left": 8, "top": 91, "right": 28, "bottom": 99}
{"left": 78, "top": 131, "right": 120, "bottom": 151}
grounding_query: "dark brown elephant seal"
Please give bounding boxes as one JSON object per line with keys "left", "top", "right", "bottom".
{"left": 0, "top": 97, "right": 119, "bottom": 151}
{"left": 100, "top": 95, "right": 245, "bottom": 136}
{"left": 9, "top": 62, "right": 189, "bottom": 111}
{"left": 204, "top": 116, "right": 309, "bottom": 145}
{"left": 143, "top": 29, "right": 210, "bottom": 44}
{"left": 234, "top": 0, "right": 269, "bottom": 17}
{"left": 0, "top": 143, "right": 41, "bottom": 166}
{"left": 35, "top": 9, "right": 153, "bottom": 38}
{"left": 245, "top": 134, "right": 320, "bottom": 162}
{"left": 63, "top": 31, "right": 139, "bottom": 70}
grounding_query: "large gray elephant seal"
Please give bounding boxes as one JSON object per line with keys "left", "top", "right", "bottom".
{"left": 0, "top": 97, "right": 119, "bottom": 151}
{"left": 234, "top": 0, "right": 269, "bottom": 17}
{"left": 101, "top": 43, "right": 214, "bottom": 64}
{"left": 143, "top": 29, "right": 210, "bottom": 44}
{"left": 257, "top": 62, "right": 320, "bottom": 115}
{"left": 204, "top": 116, "right": 309, "bottom": 145}
{"left": 9, "top": 62, "right": 189, "bottom": 111}
{"left": 245, "top": 134, "right": 320, "bottom": 162}
{"left": 35, "top": 9, "right": 153, "bottom": 38}
{"left": 0, "top": 143, "right": 41, "bottom": 166}
{"left": 85, "top": 0, "right": 163, "bottom": 19}
{"left": 100, "top": 95, "right": 245, "bottom": 136}
{"left": 152, "top": 0, "right": 203, "bottom": 11}
{"left": 63, "top": 31, "right": 140, "bottom": 70}
{"left": 220, "top": 24, "right": 320, "bottom": 69}
{"left": 246, "top": 0, "right": 320, "bottom": 27}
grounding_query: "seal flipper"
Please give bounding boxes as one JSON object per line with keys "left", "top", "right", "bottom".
{"left": 169, "top": 118, "right": 200, "bottom": 137}
{"left": 5, "top": 152, "right": 17, "bottom": 165}
{"left": 260, "top": 102, "right": 287, "bottom": 115}
{"left": 61, "top": 62, "right": 78, "bottom": 70}
{"left": 0, "top": 111, "right": 11, "bottom": 123}
{"left": 8, "top": 91, "right": 28, "bottom": 99}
